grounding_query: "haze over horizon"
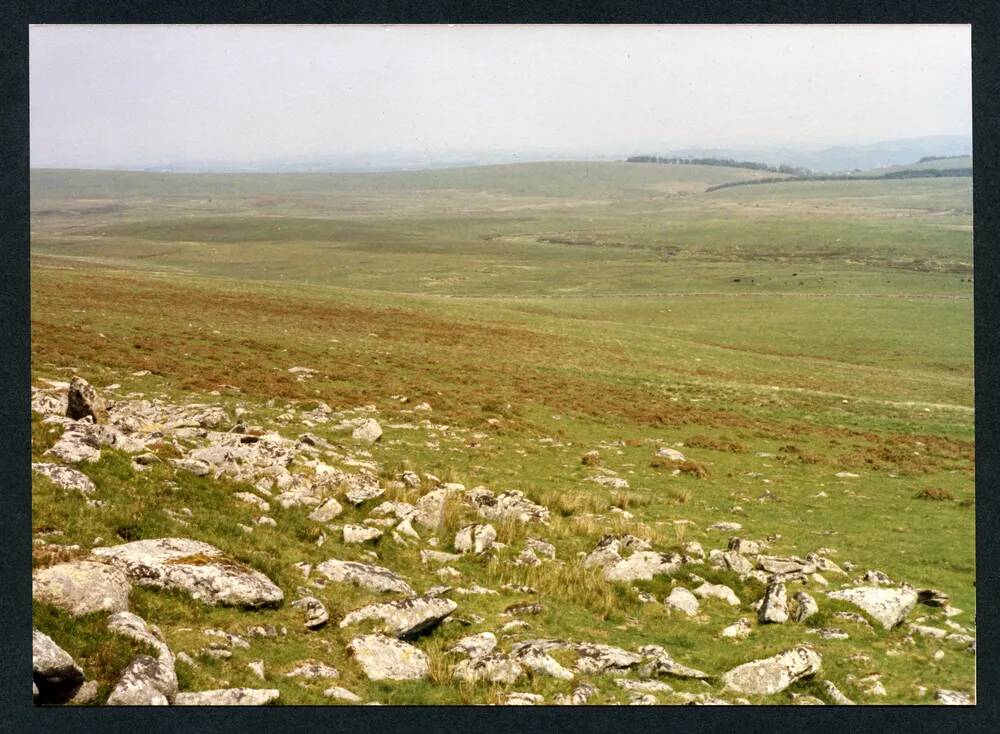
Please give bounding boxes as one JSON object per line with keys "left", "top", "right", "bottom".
{"left": 30, "top": 24, "right": 971, "bottom": 170}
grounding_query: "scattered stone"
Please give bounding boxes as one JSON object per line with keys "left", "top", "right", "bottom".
{"left": 639, "top": 645, "right": 710, "bottom": 679}
{"left": 106, "top": 654, "right": 177, "bottom": 705}
{"left": 664, "top": 587, "right": 700, "bottom": 616}
{"left": 453, "top": 653, "right": 524, "bottom": 684}
{"left": 554, "top": 683, "right": 598, "bottom": 705}
{"left": 352, "top": 419, "right": 383, "bottom": 443}
{"left": 807, "top": 628, "right": 849, "bottom": 641}
{"left": 324, "top": 686, "right": 362, "bottom": 702}
{"left": 174, "top": 688, "right": 280, "bottom": 705}
{"left": 343, "top": 524, "right": 383, "bottom": 544}
{"left": 758, "top": 581, "right": 789, "bottom": 624}
{"left": 708, "top": 522, "right": 742, "bottom": 532}
{"left": 32, "top": 561, "right": 131, "bottom": 616}
{"left": 345, "top": 483, "right": 385, "bottom": 506}
{"left": 511, "top": 645, "right": 574, "bottom": 680}
{"left": 169, "top": 457, "right": 212, "bottom": 476}
{"left": 68, "top": 680, "right": 99, "bottom": 704}
{"left": 465, "top": 487, "right": 550, "bottom": 524}
{"left": 348, "top": 634, "right": 429, "bottom": 681}
{"left": 248, "top": 659, "right": 266, "bottom": 679}
{"left": 315, "top": 559, "right": 414, "bottom": 595}
{"left": 340, "top": 596, "right": 457, "bottom": 639}
{"left": 793, "top": 591, "right": 819, "bottom": 623}
{"left": 827, "top": 586, "right": 917, "bottom": 629}
{"left": 694, "top": 582, "right": 741, "bottom": 606}
{"left": 503, "top": 692, "right": 544, "bottom": 705}
{"left": 448, "top": 632, "right": 497, "bottom": 659}
{"left": 67, "top": 376, "right": 109, "bottom": 423}
{"left": 308, "top": 498, "right": 343, "bottom": 522}
{"left": 291, "top": 596, "right": 329, "bottom": 630}
{"left": 285, "top": 661, "right": 340, "bottom": 680}
{"left": 32, "top": 629, "right": 85, "bottom": 703}
{"left": 503, "top": 601, "right": 543, "bottom": 617}
{"left": 721, "top": 618, "right": 752, "bottom": 639}
{"left": 820, "top": 679, "right": 855, "bottom": 705}
{"left": 454, "top": 523, "right": 497, "bottom": 554}
{"left": 32, "top": 463, "right": 96, "bottom": 495}
{"left": 92, "top": 537, "right": 283, "bottom": 608}
{"left": 722, "top": 646, "right": 822, "bottom": 695}
{"left": 935, "top": 689, "right": 972, "bottom": 705}
{"left": 574, "top": 643, "right": 642, "bottom": 674}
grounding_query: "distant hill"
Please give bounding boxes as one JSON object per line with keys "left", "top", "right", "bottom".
{"left": 860, "top": 155, "right": 972, "bottom": 176}
{"left": 647, "top": 135, "right": 971, "bottom": 174}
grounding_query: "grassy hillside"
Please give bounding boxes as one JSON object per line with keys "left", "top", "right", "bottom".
{"left": 30, "top": 162, "right": 974, "bottom": 706}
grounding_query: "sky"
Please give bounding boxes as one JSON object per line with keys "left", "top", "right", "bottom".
{"left": 29, "top": 24, "right": 971, "bottom": 168}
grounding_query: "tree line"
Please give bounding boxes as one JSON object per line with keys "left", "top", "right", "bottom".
{"left": 625, "top": 155, "right": 812, "bottom": 176}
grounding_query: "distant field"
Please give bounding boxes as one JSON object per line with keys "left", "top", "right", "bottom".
{"left": 30, "top": 161, "right": 974, "bottom": 705}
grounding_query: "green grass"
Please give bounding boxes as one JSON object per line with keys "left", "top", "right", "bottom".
{"left": 30, "top": 162, "right": 974, "bottom": 705}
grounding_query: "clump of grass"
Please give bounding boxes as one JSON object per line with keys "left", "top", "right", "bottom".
{"left": 536, "top": 488, "right": 605, "bottom": 517}
{"left": 665, "top": 487, "right": 692, "bottom": 505}
{"left": 650, "top": 456, "right": 711, "bottom": 479}
{"left": 915, "top": 487, "right": 954, "bottom": 501}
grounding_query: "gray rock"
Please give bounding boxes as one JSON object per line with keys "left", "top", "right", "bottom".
{"left": 656, "top": 447, "right": 686, "bottom": 461}
{"left": 573, "top": 643, "right": 643, "bottom": 674}
{"left": 454, "top": 523, "right": 497, "bottom": 554}
{"left": 106, "top": 654, "right": 177, "bottom": 705}
{"left": 31, "top": 463, "right": 96, "bottom": 495}
{"left": 324, "top": 686, "right": 362, "bottom": 702}
{"left": 169, "top": 457, "right": 212, "bottom": 476}
{"left": 694, "top": 581, "right": 741, "bottom": 606}
{"left": 604, "top": 551, "right": 683, "bottom": 582}
{"left": 308, "top": 498, "right": 343, "bottom": 522}
{"left": 340, "top": 596, "right": 457, "bottom": 639}
{"left": 820, "top": 679, "right": 855, "bottom": 705}
{"left": 92, "top": 537, "right": 283, "bottom": 608}
{"left": 343, "top": 524, "right": 383, "bottom": 544}
{"left": 285, "top": 661, "right": 340, "bottom": 680}
{"left": 348, "top": 634, "right": 429, "bottom": 681}
{"left": 291, "top": 596, "right": 329, "bottom": 629}
{"left": 664, "top": 587, "right": 700, "bottom": 616}
{"left": 352, "top": 418, "right": 383, "bottom": 443}
{"left": 345, "top": 483, "right": 385, "bottom": 506}
{"left": 465, "top": 487, "right": 550, "bottom": 524}
{"left": 511, "top": 645, "right": 574, "bottom": 680}
{"left": 503, "top": 692, "right": 544, "bottom": 705}
{"left": 448, "top": 632, "right": 497, "bottom": 659}
{"left": 453, "top": 653, "right": 524, "bottom": 684}
{"left": 174, "top": 688, "right": 280, "bottom": 705}
{"left": 722, "top": 645, "right": 822, "bottom": 695}
{"left": 45, "top": 426, "right": 101, "bottom": 464}
{"left": 721, "top": 618, "right": 752, "bottom": 639}
{"left": 793, "top": 591, "right": 819, "bottom": 623}
{"left": 67, "top": 376, "right": 109, "bottom": 424}
{"left": 935, "top": 689, "right": 972, "bottom": 705}
{"left": 315, "top": 558, "right": 414, "bottom": 595}
{"left": 639, "top": 645, "right": 710, "bottom": 679}
{"left": 32, "top": 629, "right": 85, "bottom": 703}
{"left": 758, "top": 581, "right": 789, "bottom": 624}
{"left": 32, "top": 561, "right": 131, "bottom": 616}
{"left": 826, "top": 586, "right": 918, "bottom": 629}
{"left": 554, "top": 683, "right": 598, "bottom": 705}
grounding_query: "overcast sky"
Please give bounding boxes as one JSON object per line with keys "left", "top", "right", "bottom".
{"left": 30, "top": 24, "right": 971, "bottom": 168}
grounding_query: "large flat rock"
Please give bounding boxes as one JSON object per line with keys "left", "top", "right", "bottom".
{"left": 92, "top": 538, "right": 283, "bottom": 608}
{"left": 722, "top": 645, "right": 822, "bottom": 696}
{"left": 33, "top": 561, "right": 131, "bottom": 616}
{"left": 315, "top": 558, "right": 414, "bottom": 595}
{"left": 826, "top": 586, "right": 918, "bottom": 629}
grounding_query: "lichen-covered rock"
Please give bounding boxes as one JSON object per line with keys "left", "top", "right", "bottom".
{"left": 694, "top": 581, "right": 741, "bottom": 606}
{"left": 453, "top": 653, "right": 524, "bottom": 684}
{"left": 465, "top": 487, "right": 550, "bottom": 524}
{"left": 340, "top": 596, "right": 457, "bottom": 639}
{"left": 639, "top": 645, "right": 710, "bottom": 679}
{"left": 721, "top": 618, "right": 752, "bottom": 639}
{"left": 92, "top": 538, "right": 283, "bottom": 608}
{"left": 826, "top": 586, "right": 918, "bottom": 629}
{"left": 348, "top": 634, "right": 429, "bottom": 681}
{"left": 793, "top": 591, "right": 819, "bottom": 623}
{"left": 343, "top": 524, "right": 383, "bottom": 544}
{"left": 448, "top": 632, "right": 497, "bottom": 659}
{"left": 604, "top": 551, "right": 682, "bottom": 582}
{"left": 67, "top": 376, "right": 109, "bottom": 424}
{"left": 758, "top": 581, "right": 789, "bottom": 624}
{"left": 174, "top": 688, "right": 280, "bottom": 705}
{"left": 285, "top": 661, "right": 340, "bottom": 680}
{"left": 664, "top": 587, "right": 700, "bottom": 616}
{"left": 574, "top": 642, "right": 643, "bottom": 674}
{"left": 454, "top": 523, "right": 496, "bottom": 554}
{"left": 32, "top": 629, "right": 85, "bottom": 703}
{"left": 32, "top": 561, "right": 131, "bottom": 616}
{"left": 31, "top": 463, "right": 96, "bottom": 495}
{"left": 511, "top": 644, "right": 574, "bottom": 680}
{"left": 106, "top": 654, "right": 177, "bottom": 705}
{"left": 721, "top": 645, "right": 822, "bottom": 695}
{"left": 352, "top": 418, "right": 383, "bottom": 443}
{"left": 315, "top": 558, "right": 414, "bottom": 595}
{"left": 308, "top": 498, "right": 343, "bottom": 523}
{"left": 935, "top": 689, "right": 972, "bottom": 705}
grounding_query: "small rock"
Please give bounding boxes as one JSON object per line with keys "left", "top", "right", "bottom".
{"left": 664, "top": 587, "right": 700, "bottom": 616}
{"left": 348, "top": 634, "right": 429, "bottom": 681}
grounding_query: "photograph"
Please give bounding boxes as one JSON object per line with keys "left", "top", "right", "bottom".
{"left": 28, "top": 23, "right": 974, "bottom": 706}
